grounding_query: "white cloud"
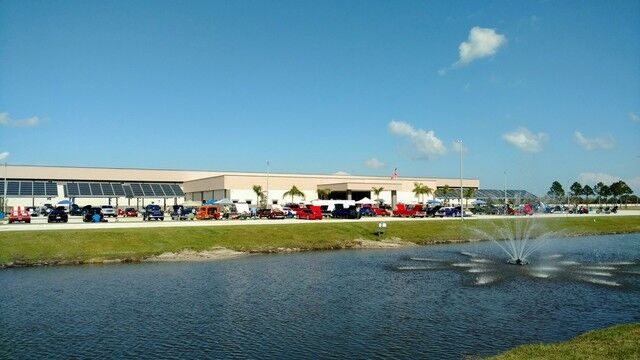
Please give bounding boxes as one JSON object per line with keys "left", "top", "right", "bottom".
{"left": 0, "top": 152, "right": 9, "bottom": 161}
{"left": 364, "top": 158, "right": 385, "bottom": 169}
{"left": 577, "top": 172, "right": 620, "bottom": 186}
{"left": 577, "top": 173, "right": 640, "bottom": 192}
{"left": 502, "top": 127, "right": 547, "bottom": 153}
{"left": 333, "top": 171, "right": 350, "bottom": 176}
{"left": 574, "top": 131, "right": 614, "bottom": 150}
{"left": 456, "top": 27, "right": 507, "bottom": 66}
{"left": 388, "top": 120, "right": 447, "bottom": 159}
{"left": 0, "top": 112, "right": 42, "bottom": 127}
{"left": 630, "top": 112, "right": 640, "bottom": 122}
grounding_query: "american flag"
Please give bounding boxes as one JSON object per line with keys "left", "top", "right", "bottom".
{"left": 391, "top": 168, "right": 398, "bottom": 179}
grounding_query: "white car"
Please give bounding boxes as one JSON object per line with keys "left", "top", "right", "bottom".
{"left": 101, "top": 205, "right": 117, "bottom": 217}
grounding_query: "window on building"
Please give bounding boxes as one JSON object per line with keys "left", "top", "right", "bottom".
{"left": 246, "top": 200, "right": 252, "bottom": 204}
{"left": 232, "top": 200, "right": 238, "bottom": 204}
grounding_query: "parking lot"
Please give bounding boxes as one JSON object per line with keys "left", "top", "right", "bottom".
{"left": 2, "top": 210, "right": 639, "bottom": 232}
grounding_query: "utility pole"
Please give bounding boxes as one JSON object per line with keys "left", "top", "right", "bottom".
{"left": 3, "top": 161, "right": 7, "bottom": 214}
{"left": 266, "top": 160, "right": 270, "bottom": 208}
{"left": 457, "top": 140, "right": 464, "bottom": 221}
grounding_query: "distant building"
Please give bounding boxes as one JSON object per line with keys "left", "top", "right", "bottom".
{"left": 1, "top": 164, "right": 480, "bottom": 209}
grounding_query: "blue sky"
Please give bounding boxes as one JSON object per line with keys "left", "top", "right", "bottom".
{"left": 1, "top": 0, "right": 639, "bottom": 194}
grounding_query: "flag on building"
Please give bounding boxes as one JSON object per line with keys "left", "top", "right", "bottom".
{"left": 391, "top": 168, "right": 398, "bottom": 179}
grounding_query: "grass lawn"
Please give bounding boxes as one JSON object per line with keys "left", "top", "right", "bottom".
{"left": 489, "top": 323, "right": 640, "bottom": 359}
{"left": 1, "top": 216, "right": 639, "bottom": 266}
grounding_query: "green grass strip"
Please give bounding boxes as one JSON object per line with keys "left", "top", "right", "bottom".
{"left": 489, "top": 323, "right": 640, "bottom": 359}
{"left": 1, "top": 216, "right": 639, "bottom": 266}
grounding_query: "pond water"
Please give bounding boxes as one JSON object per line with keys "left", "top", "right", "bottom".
{"left": 1, "top": 234, "right": 639, "bottom": 359}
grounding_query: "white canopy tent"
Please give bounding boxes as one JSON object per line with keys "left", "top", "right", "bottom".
{"left": 355, "top": 197, "right": 375, "bottom": 205}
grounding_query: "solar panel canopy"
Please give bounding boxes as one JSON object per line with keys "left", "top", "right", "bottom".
{"left": 63, "top": 182, "right": 184, "bottom": 198}
{"left": 0, "top": 181, "right": 59, "bottom": 197}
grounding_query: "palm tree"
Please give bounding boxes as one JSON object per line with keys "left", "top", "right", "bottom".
{"left": 283, "top": 185, "right": 305, "bottom": 203}
{"left": 441, "top": 185, "right": 451, "bottom": 205}
{"left": 413, "top": 183, "right": 425, "bottom": 203}
{"left": 423, "top": 185, "right": 434, "bottom": 203}
{"left": 317, "top": 188, "right": 331, "bottom": 200}
{"left": 252, "top": 185, "right": 264, "bottom": 209}
{"left": 371, "top": 187, "right": 384, "bottom": 201}
{"left": 463, "top": 188, "right": 476, "bottom": 208}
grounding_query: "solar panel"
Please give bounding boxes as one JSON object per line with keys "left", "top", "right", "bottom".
{"left": 123, "top": 184, "right": 134, "bottom": 197}
{"left": 19, "top": 181, "right": 33, "bottom": 196}
{"left": 170, "top": 184, "right": 184, "bottom": 196}
{"left": 140, "top": 183, "right": 153, "bottom": 196}
{"left": 66, "top": 183, "right": 80, "bottom": 196}
{"left": 112, "top": 183, "right": 126, "bottom": 196}
{"left": 6, "top": 181, "right": 19, "bottom": 196}
{"left": 78, "top": 183, "right": 91, "bottom": 196}
{"left": 33, "top": 182, "right": 46, "bottom": 196}
{"left": 129, "top": 183, "right": 144, "bottom": 197}
{"left": 89, "top": 183, "right": 103, "bottom": 196}
{"left": 101, "top": 183, "right": 115, "bottom": 196}
{"left": 161, "top": 184, "right": 175, "bottom": 196}
{"left": 150, "top": 183, "right": 165, "bottom": 197}
{"left": 46, "top": 182, "right": 58, "bottom": 196}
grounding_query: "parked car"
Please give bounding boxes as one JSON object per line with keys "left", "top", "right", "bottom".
{"left": 297, "top": 207, "right": 323, "bottom": 220}
{"left": 257, "top": 208, "right": 272, "bottom": 219}
{"left": 69, "top": 204, "right": 84, "bottom": 216}
{"left": 372, "top": 207, "right": 391, "bottom": 217}
{"left": 359, "top": 207, "right": 377, "bottom": 217}
{"left": 26, "top": 207, "right": 39, "bottom": 217}
{"left": 268, "top": 209, "right": 286, "bottom": 219}
{"left": 172, "top": 205, "right": 195, "bottom": 220}
{"left": 282, "top": 207, "right": 296, "bottom": 218}
{"left": 435, "top": 206, "right": 461, "bottom": 218}
{"left": 122, "top": 207, "right": 138, "bottom": 217}
{"left": 143, "top": 204, "right": 164, "bottom": 221}
{"left": 426, "top": 205, "right": 442, "bottom": 217}
{"left": 83, "top": 207, "right": 105, "bottom": 222}
{"left": 101, "top": 205, "right": 117, "bottom": 218}
{"left": 40, "top": 204, "right": 54, "bottom": 216}
{"left": 8, "top": 206, "right": 31, "bottom": 224}
{"left": 47, "top": 207, "right": 69, "bottom": 223}
{"left": 196, "top": 205, "right": 221, "bottom": 220}
{"left": 393, "top": 204, "right": 426, "bottom": 218}
{"left": 332, "top": 204, "right": 360, "bottom": 219}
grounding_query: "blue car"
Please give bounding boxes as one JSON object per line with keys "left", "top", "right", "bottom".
{"left": 143, "top": 204, "right": 164, "bottom": 221}
{"left": 359, "top": 207, "right": 376, "bottom": 217}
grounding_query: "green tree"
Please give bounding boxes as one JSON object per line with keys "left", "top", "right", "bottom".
{"left": 413, "top": 183, "right": 433, "bottom": 203}
{"left": 570, "top": 182, "right": 583, "bottom": 205}
{"left": 317, "top": 188, "right": 331, "bottom": 200}
{"left": 252, "top": 185, "right": 265, "bottom": 209}
{"left": 547, "top": 181, "right": 565, "bottom": 202}
{"left": 441, "top": 185, "right": 451, "bottom": 205}
{"left": 611, "top": 181, "right": 633, "bottom": 207}
{"left": 371, "top": 187, "right": 384, "bottom": 201}
{"left": 596, "top": 183, "right": 611, "bottom": 205}
{"left": 582, "top": 185, "right": 594, "bottom": 204}
{"left": 283, "top": 185, "right": 305, "bottom": 203}
{"left": 463, "top": 188, "right": 476, "bottom": 208}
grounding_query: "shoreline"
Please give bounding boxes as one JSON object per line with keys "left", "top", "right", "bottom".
{"left": 1, "top": 216, "right": 639, "bottom": 269}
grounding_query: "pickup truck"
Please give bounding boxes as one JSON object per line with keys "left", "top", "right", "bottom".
{"left": 143, "top": 204, "right": 164, "bottom": 221}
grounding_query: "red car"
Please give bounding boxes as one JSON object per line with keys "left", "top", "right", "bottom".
{"left": 8, "top": 206, "right": 31, "bottom": 224}
{"left": 393, "top": 203, "right": 426, "bottom": 218}
{"left": 367, "top": 206, "right": 390, "bottom": 217}
{"left": 123, "top": 207, "right": 139, "bottom": 217}
{"left": 297, "top": 206, "right": 323, "bottom": 220}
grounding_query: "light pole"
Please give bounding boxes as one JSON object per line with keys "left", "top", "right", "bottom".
{"left": 266, "top": 160, "right": 270, "bottom": 208}
{"left": 3, "top": 161, "right": 7, "bottom": 215}
{"left": 504, "top": 170, "right": 507, "bottom": 206}
{"left": 457, "top": 140, "right": 464, "bottom": 221}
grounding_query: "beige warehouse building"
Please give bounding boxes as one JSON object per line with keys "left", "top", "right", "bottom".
{"left": 1, "top": 164, "right": 479, "bottom": 210}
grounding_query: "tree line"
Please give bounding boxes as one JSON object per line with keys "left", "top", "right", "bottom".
{"left": 547, "top": 180, "right": 636, "bottom": 206}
